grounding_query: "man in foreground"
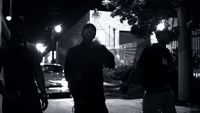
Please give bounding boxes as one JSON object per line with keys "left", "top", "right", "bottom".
{"left": 65, "top": 23, "right": 115, "bottom": 113}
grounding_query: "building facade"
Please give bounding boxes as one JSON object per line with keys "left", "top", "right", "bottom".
{"left": 57, "top": 10, "right": 149, "bottom": 66}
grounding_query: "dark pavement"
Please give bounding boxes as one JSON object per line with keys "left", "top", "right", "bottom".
{"left": 0, "top": 79, "right": 200, "bottom": 113}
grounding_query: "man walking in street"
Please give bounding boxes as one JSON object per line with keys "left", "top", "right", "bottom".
{"left": 120, "top": 32, "right": 177, "bottom": 113}
{"left": 0, "top": 15, "right": 48, "bottom": 113}
{"left": 64, "top": 23, "right": 115, "bottom": 113}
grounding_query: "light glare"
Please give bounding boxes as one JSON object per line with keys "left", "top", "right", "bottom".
{"left": 54, "top": 25, "right": 62, "bottom": 33}
{"left": 6, "top": 16, "right": 12, "bottom": 21}
{"left": 36, "top": 43, "right": 46, "bottom": 53}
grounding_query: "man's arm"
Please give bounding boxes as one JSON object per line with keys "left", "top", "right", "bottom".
{"left": 102, "top": 46, "right": 115, "bottom": 69}
{"left": 34, "top": 63, "right": 48, "bottom": 111}
{"left": 64, "top": 49, "right": 77, "bottom": 97}
{"left": 0, "top": 66, "right": 5, "bottom": 95}
{"left": 34, "top": 64, "right": 47, "bottom": 95}
{"left": 0, "top": 48, "right": 5, "bottom": 95}
{"left": 120, "top": 48, "right": 147, "bottom": 93}
{"left": 64, "top": 49, "right": 73, "bottom": 81}
{"left": 0, "top": 80, "right": 4, "bottom": 95}
{"left": 27, "top": 43, "right": 48, "bottom": 110}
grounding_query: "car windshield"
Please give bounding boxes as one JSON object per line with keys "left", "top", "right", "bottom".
{"left": 42, "top": 65, "right": 63, "bottom": 73}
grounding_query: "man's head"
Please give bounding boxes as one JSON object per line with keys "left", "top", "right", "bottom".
{"left": 81, "top": 23, "right": 96, "bottom": 45}
{"left": 8, "top": 15, "right": 27, "bottom": 46}
{"left": 9, "top": 15, "right": 27, "bottom": 34}
{"left": 155, "top": 30, "right": 171, "bottom": 47}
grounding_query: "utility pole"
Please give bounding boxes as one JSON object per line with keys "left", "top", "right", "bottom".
{"left": 109, "top": 25, "right": 110, "bottom": 49}
{"left": 51, "top": 24, "right": 62, "bottom": 64}
{"left": 51, "top": 29, "right": 56, "bottom": 64}
{"left": 177, "top": 0, "right": 192, "bottom": 102}
{"left": 56, "top": 41, "right": 59, "bottom": 64}
{"left": 0, "top": 0, "right": 2, "bottom": 46}
{"left": 113, "top": 28, "right": 116, "bottom": 49}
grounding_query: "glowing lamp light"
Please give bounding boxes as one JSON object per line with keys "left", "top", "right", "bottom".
{"left": 6, "top": 16, "right": 12, "bottom": 21}
{"left": 54, "top": 25, "right": 62, "bottom": 33}
{"left": 36, "top": 43, "right": 46, "bottom": 53}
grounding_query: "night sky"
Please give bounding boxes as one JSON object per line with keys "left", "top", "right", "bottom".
{"left": 3, "top": 0, "right": 107, "bottom": 43}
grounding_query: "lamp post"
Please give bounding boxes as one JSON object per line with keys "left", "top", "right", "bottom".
{"left": 6, "top": 0, "right": 12, "bottom": 21}
{"left": 0, "top": 0, "right": 2, "bottom": 46}
{"left": 51, "top": 24, "right": 62, "bottom": 64}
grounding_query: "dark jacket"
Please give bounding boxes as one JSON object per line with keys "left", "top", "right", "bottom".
{"left": 65, "top": 42, "right": 115, "bottom": 100}
{"left": 136, "top": 43, "right": 174, "bottom": 90}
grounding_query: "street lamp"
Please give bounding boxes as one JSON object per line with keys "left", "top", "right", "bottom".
{"left": 51, "top": 24, "right": 62, "bottom": 64}
{"left": 6, "top": 16, "right": 12, "bottom": 21}
{"left": 6, "top": 0, "right": 12, "bottom": 21}
{"left": 36, "top": 43, "right": 47, "bottom": 53}
{"left": 35, "top": 43, "right": 47, "bottom": 64}
{"left": 51, "top": 24, "right": 62, "bottom": 38}
{"left": 54, "top": 24, "right": 62, "bottom": 33}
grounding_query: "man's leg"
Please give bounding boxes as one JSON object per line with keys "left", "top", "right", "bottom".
{"left": 142, "top": 93, "right": 163, "bottom": 113}
{"left": 162, "top": 90, "right": 177, "bottom": 113}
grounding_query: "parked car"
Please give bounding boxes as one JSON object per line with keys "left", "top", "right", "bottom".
{"left": 41, "top": 63, "right": 70, "bottom": 97}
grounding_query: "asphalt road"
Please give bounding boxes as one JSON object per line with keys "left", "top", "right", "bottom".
{"left": 43, "top": 98, "right": 200, "bottom": 113}
{"left": 44, "top": 98, "right": 143, "bottom": 113}
{"left": 0, "top": 96, "right": 200, "bottom": 113}
{"left": 0, "top": 80, "right": 200, "bottom": 113}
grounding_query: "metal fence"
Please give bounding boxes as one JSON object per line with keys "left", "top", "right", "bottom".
{"left": 191, "top": 28, "right": 200, "bottom": 103}
{"left": 166, "top": 29, "right": 200, "bottom": 103}
{"left": 192, "top": 29, "right": 200, "bottom": 78}
{"left": 167, "top": 29, "right": 200, "bottom": 78}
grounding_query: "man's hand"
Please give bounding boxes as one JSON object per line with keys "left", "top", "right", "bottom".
{"left": 41, "top": 94, "right": 48, "bottom": 111}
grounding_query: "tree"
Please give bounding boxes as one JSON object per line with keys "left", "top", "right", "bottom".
{"left": 102, "top": 0, "right": 200, "bottom": 102}
{"left": 102, "top": 0, "right": 177, "bottom": 41}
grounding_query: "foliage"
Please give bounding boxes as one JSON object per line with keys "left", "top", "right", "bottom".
{"left": 155, "top": 26, "right": 179, "bottom": 44}
{"left": 102, "top": 0, "right": 177, "bottom": 38}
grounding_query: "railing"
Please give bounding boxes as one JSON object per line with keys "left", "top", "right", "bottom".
{"left": 192, "top": 29, "right": 200, "bottom": 79}
{"left": 190, "top": 27, "right": 200, "bottom": 103}
{"left": 165, "top": 28, "right": 200, "bottom": 103}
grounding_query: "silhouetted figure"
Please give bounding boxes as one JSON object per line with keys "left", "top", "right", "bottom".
{"left": 139, "top": 43, "right": 177, "bottom": 113}
{"left": 64, "top": 23, "right": 115, "bottom": 113}
{"left": 0, "top": 15, "right": 48, "bottom": 113}
{"left": 121, "top": 34, "right": 177, "bottom": 113}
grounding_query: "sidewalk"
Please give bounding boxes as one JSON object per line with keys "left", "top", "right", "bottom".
{"left": 106, "top": 99, "right": 200, "bottom": 113}
{"left": 42, "top": 98, "right": 200, "bottom": 113}
{"left": 1, "top": 95, "right": 200, "bottom": 113}
{"left": 0, "top": 79, "right": 199, "bottom": 113}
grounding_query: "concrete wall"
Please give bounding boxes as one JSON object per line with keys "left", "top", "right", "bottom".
{"left": 89, "top": 10, "right": 131, "bottom": 49}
